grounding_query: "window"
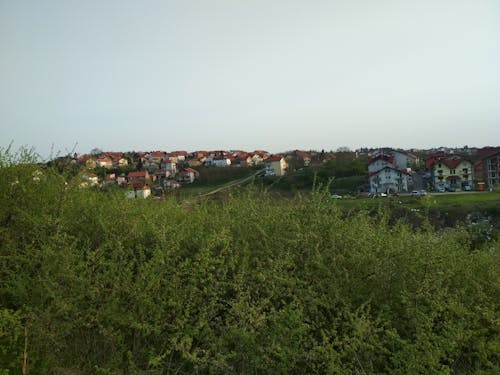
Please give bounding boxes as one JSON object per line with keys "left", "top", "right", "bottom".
{"left": 450, "top": 169, "right": 456, "bottom": 174}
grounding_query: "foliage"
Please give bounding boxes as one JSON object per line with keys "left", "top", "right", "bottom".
{"left": 0, "top": 149, "right": 499, "bottom": 373}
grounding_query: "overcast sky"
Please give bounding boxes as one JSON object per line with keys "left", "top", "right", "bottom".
{"left": 1, "top": 0, "right": 500, "bottom": 157}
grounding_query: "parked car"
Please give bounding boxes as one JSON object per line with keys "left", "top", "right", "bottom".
{"left": 436, "top": 186, "right": 446, "bottom": 193}
{"left": 445, "top": 186, "right": 456, "bottom": 192}
{"left": 330, "top": 194, "right": 342, "bottom": 199}
{"left": 463, "top": 185, "right": 472, "bottom": 191}
{"left": 412, "top": 190, "right": 428, "bottom": 196}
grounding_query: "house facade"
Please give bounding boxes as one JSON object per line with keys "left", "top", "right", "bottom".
{"left": 369, "top": 167, "right": 412, "bottom": 194}
{"left": 392, "top": 150, "right": 418, "bottom": 170}
{"left": 368, "top": 154, "right": 395, "bottom": 174}
{"left": 431, "top": 157, "right": 473, "bottom": 191}
{"left": 127, "top": 171, "right": 150, "bottom": 183}
{"left": 212, "top": 158, "right": 231, "bottom": 167}
{"left": 476, "top": 151, "right": 500, "bottom": 188}
{"left": 265, "top": 156, "right": 287, "bottom": 176}
{"left": 177, "top": 168, "right": 199, "bottom": 184}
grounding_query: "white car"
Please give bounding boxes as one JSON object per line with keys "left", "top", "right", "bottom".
{"left": 412, "top": 190, "right": 427, "bottom": 196}
{"left": 331, "top": 194, "right": 342, "bottom": 199}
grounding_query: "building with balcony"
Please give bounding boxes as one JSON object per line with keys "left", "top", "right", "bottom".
{"left": 430, "top": 157, "right": 473, "bottom": 191}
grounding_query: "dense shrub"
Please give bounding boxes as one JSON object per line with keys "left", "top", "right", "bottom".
{"left": 0, "top": 151, "right": 499, "bottom": 373}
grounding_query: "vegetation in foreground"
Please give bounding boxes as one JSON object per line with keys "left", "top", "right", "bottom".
{"left": 0, "top": 149, "right": 499, "bottom": 373}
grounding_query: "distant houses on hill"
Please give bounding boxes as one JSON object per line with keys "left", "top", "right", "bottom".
{"left": 68, "top": 145, "right": 500, "bottom": 197}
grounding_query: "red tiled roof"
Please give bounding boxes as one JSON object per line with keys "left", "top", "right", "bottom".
{"left": 441, "top": 158, "right": 462, "bottom": 169}
{"left": 184, "top": 168, "right": 199, "bottom": 174}
{"left": 128, "top": 171, "right": 148, "bottom": 178}
{"left": 103, "top": 152, "right": 123, "bottom": 160}
{"left": 151, "top": 151, "right": 166, "bottom": 158}
{"left": 294, "top": 150, "right": 311, "bottom": 159}
{"left": 266, "top": 155, "right": 284, "bottom": 162}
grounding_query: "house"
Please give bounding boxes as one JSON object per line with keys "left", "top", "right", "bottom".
{"left": 127, "top": 182, "right": 151, "bottom": 198}
{"left": 187, "top": 159, "right": 202, "bottom": 167}
{"left": 164, "top": 179, "right": 181, "bottom": 189}
{"left": 154, "top": 169, "right": 171, "bottom": 181}
{"left": 475, "top": 149, "right": 500, "bottom": 188}
{"left": 250, "top": 153, "right": 265, "bottom": 165}
{"left": 160, "top": 160, "right": 177, "bottom": 175}
{"left": 290, "top": 150, "right": 312, "bottom": 166}
{"left": 135, "top": 183, "right": 151, "bottom": 199}
{"left": 391, "top": 150, "right": 418, "bottom": 170}
{"left": 167, "top": 151, "right": 188, "bottom": 163}
{"left": 149, "top": 151, "right": 166, "bottom": 164}
{"left": 368, "top": 154, "right": 395, "bottom": 174}
{"left": 82, "top": 173, "right": 99, "bottom": 186}
{"left": 213, "top": 157, "right": 231, "bottom": 167}
{"left": 96, "top": 156, "right": 113, "bottom": 169}
{"left": 104, "top": 173, "right": 116, "bottom": 184}
{"left": 253, "top": 150, "right": 270, "bottom": 159}
{"left": 103, "top": 152, "right": 124, "bottom": 167}
{"left": 265, "top": 155, "right": 287, "bottom": 176}
{"left": 118, "top": 158, "right": 129, "bottom": 167}
{"left": 369, "top": 166, "right": 412, "bottom": 194}
{"left": 117, "top": 174, "right": 127, "bottom": 185}
{"left": 127, "top": 171, "right": 149, "bottom": 183}
{"left": 177, "top": 168, "right": 199, "bottom": 184}
{"left": 430, "top": 157, "right": 473, "bottom": 191}
{"left": 78, "top": 156, "right": 96, "bottom": 169}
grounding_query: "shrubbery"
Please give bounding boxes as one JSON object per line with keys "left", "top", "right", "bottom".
{"left": 0, "top": 150, "right": 498, "bottom": 373}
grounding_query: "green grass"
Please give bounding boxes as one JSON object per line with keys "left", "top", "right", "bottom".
{"left": 332, "top": 192, "right": 499, "bottom": 214}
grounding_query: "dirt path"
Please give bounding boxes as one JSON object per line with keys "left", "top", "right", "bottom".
{"left": 196, "top": 169, "right": 265, "bottom": 198}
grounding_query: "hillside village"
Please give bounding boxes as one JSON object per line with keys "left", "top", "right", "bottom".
{"left": 63, "top": 146, "right": 500, "bottom": 198}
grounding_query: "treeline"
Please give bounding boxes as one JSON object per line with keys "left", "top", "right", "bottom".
{"left": 0, "top": 152, "right": 499, "bottom": 373}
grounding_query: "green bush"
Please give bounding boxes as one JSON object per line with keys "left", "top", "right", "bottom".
{"left": 0, "top": 148, "right": 498, "bottom": 373}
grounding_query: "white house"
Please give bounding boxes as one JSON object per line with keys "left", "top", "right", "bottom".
{"left": 135, "top": 184, "right": 151, "bottom": 199}
{"left": 392, "top": 150, "right": 418, "bottom": 170}
{"left": 368, "top": 154, "right": 395, "bottom": 174}
{"left": 265, "top": 155, "right": 287, "bottom": 176}
{"left": 96, "top": 157, "right": 113, "bottom": 169}
{"left": 118, "top": 158, "right": 129, "bottom": 167}
{"left": 164, "top": 179, "right": 181, "bottom": 189}
{"left": 251, "top": 153, "right": 265, "bottom": 165}
{"left": 82, "top": 173, "right": 99, "bottom": 186}
{"left": 369, "top": 166, "right": 412, "bottom": 193}
{"left": 161, "top": 160, "right": 177, "bottom": 175}
{"left": 431, "top": 157, "right": 473, "bottom": 191}
{"left": 213, "top": 158, "right": 231, "bottom": 167}
{"left": 177, "top": 168, "right": 199, "bottom": 184}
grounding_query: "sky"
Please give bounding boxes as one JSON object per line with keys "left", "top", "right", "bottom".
{"left": 1, "top": 0, "right": 500, "bottom": 157}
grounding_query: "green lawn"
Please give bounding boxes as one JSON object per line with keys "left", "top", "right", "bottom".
{"left": 333, "top": 192, "right": 500, "bottom": 221}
